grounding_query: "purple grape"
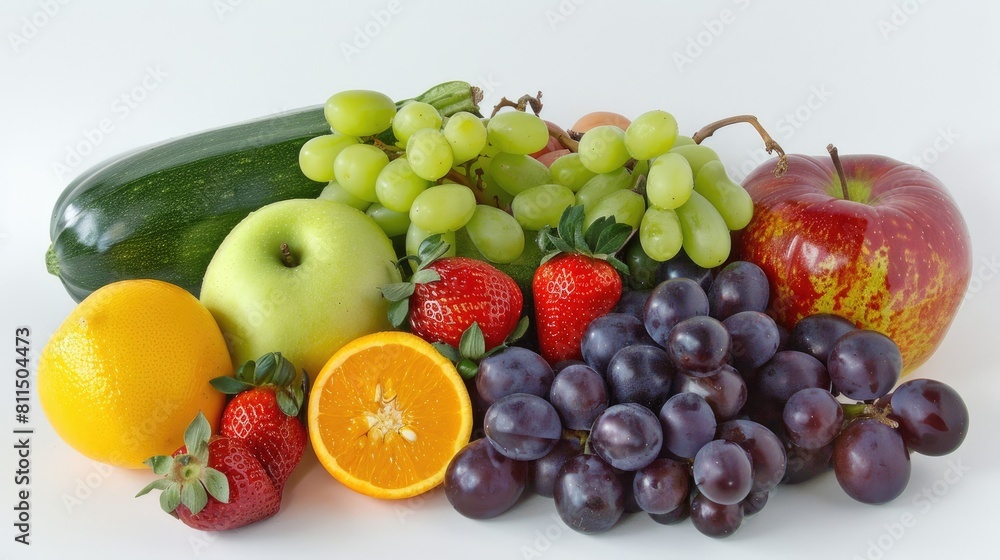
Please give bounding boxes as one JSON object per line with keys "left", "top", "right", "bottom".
{"left": 741, "top": 490, "right": 769, "bottom": 516}
{"left": 549, "top": 364, "right": 608, "bottom": 430}
{"left": 755, "top": 350, "right": 830, "bottom": 404}
{"left": 620, "top": 470, "right": 642, "bottom": 513}
{"left": 717, "top": 419, "right": 786, "bottom": 493}
{"left": 580, "top": 312, "right": 651, "bottom": 375}
{"left": 444, "top": 438, "right": 527, "bottom": 519}
{"left": 707, "top": 261, "right": 770, "bottom": 320}
{"left": 693, "top": 439, "right": 753, "bottom": 505}
{"left": 648, "top": 498, "right": 690, "bottom": 525}
{"left": 554, "top": 454, "right": 624, "bottom": 533}
{"left": 655, "top": 251, "right": 714, "bottom": 293}
{"left": 672, "top": 366, "right": 747, "bottom": 422}
{"left": 658, "top": 393, "right": 717, "bottom": 460}
{"left": 643, "top": 278, "right": 709, "bottom": 347}
{"left": 789, "top": 313, "right": 856, "bottom": 364}
{"left": 833, "top": 418, "right": 910, "bottom": 504}
{"left": 530, "top": 437, "right": 583, "bottom": 498}
{"left": 476, "top": 347, "right": 554, "bottom": 405}
{"left": 590, "top": 403, "right": 663, "bottom": 471}
{"left": 665, "top": 315, "right": 731, "bottom": 376}
{"left": 613, "top": 289, "right": 651, "bottom": 321}
{"left": 690, "top": 492, "right": 743, "bottom": 538}
{"left": 827, "top": 329, "right": 902, "bottom": 401}
{"left": 484, "top": 393, "right": 561, "bottom": 461}
{"left": 782, "top": 387, "right": 844, "bottom": 449}
{"left": 632, "top": 458, "right": 690, "bottom": 515}
{"left": 781, "top": 437, "right": 833, "bottom": 485}
{"left": 723, "top": 310, "right": 780, "bottom": 371}
{"left": 887, "top": 378, "right": 969, "bottom": 456}
{"left": 606, "top": 344, "right": 675, "bottom": 411}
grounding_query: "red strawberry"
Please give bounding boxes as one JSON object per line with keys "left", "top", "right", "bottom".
{"left": 137, "top": 412, "right": 281, "bottom": 531}
{"left": 533, "top": 206, "right": 630, "bottom": 364}
{"left": 383, "top": 236, "right": 524, "bottom": 351}
{"left": 210, "top": 353, "right": 307, "bottom": 489}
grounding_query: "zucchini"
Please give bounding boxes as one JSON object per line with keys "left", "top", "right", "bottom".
{"left": 46, "top": 81, "right": 482, "bottom": 302}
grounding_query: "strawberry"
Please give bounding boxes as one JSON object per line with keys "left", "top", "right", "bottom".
{"left": 533, "top": 205, "right": 631, "bottom": 364}
{"left": 136, "top": 412, "right": 281, "bottom": 531}
{"left": 210, "top": 353, "right": 307, "bottom": 489}
{"left": 382, "top": 235, "right": 526, "bottom": 353}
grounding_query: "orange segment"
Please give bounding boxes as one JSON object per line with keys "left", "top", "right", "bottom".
{"left": 308, "top": 331, "right": 473, "bottom": 499}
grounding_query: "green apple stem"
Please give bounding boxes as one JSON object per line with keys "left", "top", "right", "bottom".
{"left": 280, "top": 243, "right": 298, "bottom": 268}
{"left": 691, "top": 115, "right": 788, "bottom": 176}
{"left": 827, "top": 144, "right": 852, "bottom": 201}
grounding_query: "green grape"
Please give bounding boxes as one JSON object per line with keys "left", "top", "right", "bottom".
{"left": 550, "top": 153, "right": 597, "bottom": 192}
{"left": 298, "top": 134, "right": 360, "bottom": 182}
{"left": 675, "top": 190, "right": 731, "bottom": 268}
{"left": 694, "top": 160, "right": 754, "bottom": 231}
{"left": 464, "top": 205, "right": 525, "bottom": 263}
{"left": 489, "top": 152, "right": 552, "bottom": 196}
{"left": 392, "top": 101, "right": 443, "bottom": 145}
{"left": 672, "top": 135, "right": 696, "bottom": 147}
{"left": 575, "top": 167, "right": 632, "bottom": 210}
{"left": 486, "top": 111, "right": 550, "bottom": 155}
{"left": 366, "top": 203, "right": 410, "bottom": 238}
{"left": 624, "top": 110, "right": 678, "bottom": 160}
{"left": 443, "top": 112, "right": 487, "bottom": 164}
{"left": 406, "top": 223, "right": 456, "bottom": 262}
{"left": 324, "top": 89, "right": 395, "bottom": 137}
{"left": 406, "top": 129, "right": 455, "bottom": 181}
{"left": 511, "top": 184, "right": 576, "bottom": 231}
{"left": 375, "top": 157, "right": 431, "bottom": 213}
{"left": 409, "top": 184, "right": 476, "bottom": 233}
{"left": 583, "top": 189, "right": 645, "bottom": 232}
{"left": 624, "top": 239, "right": 660, "bottom": 290}
{"left": 578, "top": 125, "right": 631, "bottom": 174}
{"left": 669, "top": 144, "right": 720, "bottom": 177}
{"left": 646, "top": 152, "right": 694, "bottom": 210}
{"left": 639, "top": 206, "right": 683, "bottom": 262}
{"left": 318, "top": 181, "right": 371, "bottom": 211}
{"left": 333, "top": 144, "right": 389, "bottom": 203}
{"left": 631, "top": 157, "right": 650, "bottom": 181}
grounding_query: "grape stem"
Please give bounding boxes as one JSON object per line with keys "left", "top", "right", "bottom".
{"left": 442, "top": 168, "right": 493, "bottom": 207}
{"left": 827, "top": 144, "right": 852, "bottom": 201}
{"left": 545, "top": 120, "right": 579, "bottom": 152}
{"left": 691, "top": 115, "right": 788, "bottom": 177}
{"left": 842, "top": 402, "right": 899, "bottom": 429}
{"left": 490, "top": 91, "right": 544, "bottom": 117}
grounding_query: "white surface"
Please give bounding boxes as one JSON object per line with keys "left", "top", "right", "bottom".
{"left": 2, "top": 1, "right": 999, "bottom": 559}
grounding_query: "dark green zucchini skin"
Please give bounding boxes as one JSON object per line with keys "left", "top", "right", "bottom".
{"left": 47, "top": 107, "right": 330, "bottom": 302}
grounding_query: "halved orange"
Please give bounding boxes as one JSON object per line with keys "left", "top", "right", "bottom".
{"left": 308, "top": 331, "right": 473, "bottom": 499}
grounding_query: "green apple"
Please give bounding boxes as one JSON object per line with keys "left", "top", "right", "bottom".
{"left": 200, "top": 198, "right": 401, "bottom": 377}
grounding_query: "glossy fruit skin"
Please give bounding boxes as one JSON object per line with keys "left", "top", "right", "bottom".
{"left": 174, "top": 437, "right": 281, "bottom": 531}
{"left": 38, "top": 279, "right": 229, "bottom": 468}
{"left": 444, "top": 438, "right": 527, "bottom": 519}
{"left": 533, "top": 253, "right": 623, "bottom": 364}
{"left": 737, "top": 154, "right": 972, "bottom": 372}
{"left": 410, "top": 257, "right": 524, "bottom": 349}
{"left": 833, "top": 418, "right": 911, "bottom": 504}
{"left": 219, "top": 387, "right": 307, "bottom": 488}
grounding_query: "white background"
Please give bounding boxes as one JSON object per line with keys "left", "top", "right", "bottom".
{"left": 2, "top": 1, "right": 999, "bottom": 559}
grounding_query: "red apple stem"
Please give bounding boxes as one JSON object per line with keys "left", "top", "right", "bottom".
{"left": 691, "top": 115, "right": 788, "bottom": 177}
{"left": 827, "top": 144, "right": 851, "bottom": 201}
{"left": 280, "top": 242, "right": 298, "bottom": 268}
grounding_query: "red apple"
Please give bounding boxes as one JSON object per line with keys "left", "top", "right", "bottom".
{"left": 735, "top": 150, "right": 971, "bottom": 373}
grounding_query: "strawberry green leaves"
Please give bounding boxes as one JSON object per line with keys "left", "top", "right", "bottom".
{"left": 210, "top": 353, "right": 306, "bottom": 417}
{"left": 538, "top": 205, "right": 631, "bottom": 274}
